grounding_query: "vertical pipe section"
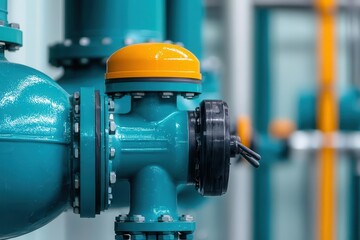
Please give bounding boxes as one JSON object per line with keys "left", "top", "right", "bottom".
{"left": 0, "top": 0, "right": 7, "bottom": 23}
{"left": 253, "top": 8, "right": 272, "bottom": 240}
{"left": 65, "top": 0, "right": 165, "bottom": 42}
{"left": 315, "top": 0, "right": 337, "bottom": 239}
{"left": 166, "top": 0, "right": 203, "bottom": 59}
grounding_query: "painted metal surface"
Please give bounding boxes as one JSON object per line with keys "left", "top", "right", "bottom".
{"left": 0, "top": 48, "right": 71, "bottom": 239}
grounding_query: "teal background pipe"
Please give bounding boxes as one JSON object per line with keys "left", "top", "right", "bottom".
{"left": 166, "top": 0, "right": 203, "bottom": 60}
{"left": 0, "top": 45, "right": 71, "bottom": 239}
{"left": 49, "top": 0, "right": 165, "bottom": 66}
{"left": 64, "top": 0, "right": 164, "bottom": 42}
{"left": 57, "top": 64, "right": 106, "bottom": 94}
{"left": 253, "top": 8, "right": 272, "bottom": 240}
{"left": 340, "top": 90, "right": 360, "bottom": 240}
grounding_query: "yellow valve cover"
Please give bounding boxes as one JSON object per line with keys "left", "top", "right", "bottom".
{"left": 105, "top": 43, "right": 202, "bottom": 80}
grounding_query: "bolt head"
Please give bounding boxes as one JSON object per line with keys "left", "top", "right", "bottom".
{"left": 180, "top": 214, "right": 194, "bottom": 222}
{"left": 7, "top": 45, "right": 19, "bottom": 52}
{"left": 102, "top": 37, "right": 112, "bottom": 45}
{"left": 109, "top": 121, "right": 116, "bottom": 134}
{"left": 79, "top": 37, "right": 90, "bottom": 46}
{"left": 183, "top": 92, "right": 195, "bottom": 99}
{"left": 131, "top": 214, "right": 145, "bottom": 223}
{"left": 73, "top": 196, "right": 79, "bottom": 207}
{"left": 110, "top": 147, "right": 116, "bottom": 159}
{"left": 64, "top": 39, "right": 72, "bottom": 47}
{"left": 9, "top": 23, "right": 20, "bottom": 29}
{"left": 74, "top": 122, "right": 79, "bottom": 133}
{"left": 74, "top": 105, "right": 80, "bottom": 114}
{"left": 132, "top": 92, "right": 145, "bottom": 99}
{"left": 159, "top": 214, "right": 173, "bottom": 222}
{"left": 73, "top": 92, "right": 80, "bottom": 101}
{"left": 73, "top": 207, "right": 79, "bottom": 214}
{"left": 74, "top": 148, "right": 79, "bottom": 159}
{"left": 116, "top": 214, "right": 128, "bottom": 222}
{"left": 124, "top": 38, "right": 134, "bottom": 45}
{"left": 80, "top": 58, "right": 89, "bottom": 65}
{"left": 74, "top": 174, "right": 79, "bottom": 189}
{"left": 108, "top": 99, "right": 115, "bottom": 111}
{"left": 162, "top": 92, "right": 174, "bottom": 99}
{"left": 110, "top": 171, "right": 117, "bottom": 184}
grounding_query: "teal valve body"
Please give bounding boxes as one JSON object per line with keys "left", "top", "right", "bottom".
{"left": 110, "top": 93, "right": 189, "bottom": 220}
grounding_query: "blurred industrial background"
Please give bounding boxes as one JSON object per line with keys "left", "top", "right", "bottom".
{"left": 2, "top": 0, "right": 360, "bottom": 239}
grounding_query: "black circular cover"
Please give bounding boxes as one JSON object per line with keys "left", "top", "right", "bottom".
{"left": 197, "top": 100, "right": 231, "bottom": 196}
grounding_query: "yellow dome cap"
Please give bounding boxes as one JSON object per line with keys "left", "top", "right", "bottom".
{"left": 105, "top": 43, "right": 202, "bottom": 80}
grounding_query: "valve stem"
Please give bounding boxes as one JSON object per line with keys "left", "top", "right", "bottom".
{"left": 230, "top": 136, "right": 261, "bottom": 168}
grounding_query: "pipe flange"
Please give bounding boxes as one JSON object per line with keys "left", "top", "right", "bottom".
{"left": 0, "top": 22, "right": 22, "bottom": 51}
{"left": 71, "top": 89, "right": 111, "bottom": 216}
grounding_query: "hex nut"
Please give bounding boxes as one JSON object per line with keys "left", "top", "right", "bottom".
{"left": 131, "top": 215, "right": 145, "bottom": 223}
{"left": 159, "top": 214, "right": 173, "bottom": 222}
{"left": 180, "top": 214, "right": 194, "bottom": 222}
{"left": 110, "top": 147, "right": 116, "bottom": 159}
{"left": 110, "top": 171, "right": 117, "bottom": 184}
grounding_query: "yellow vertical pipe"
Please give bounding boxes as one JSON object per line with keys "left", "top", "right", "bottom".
{"left": 315, "top": 0, "right": 337, "bottom": 240}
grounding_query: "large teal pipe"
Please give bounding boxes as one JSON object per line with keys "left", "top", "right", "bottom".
{"left": 50, "top": 0, "right": 165, "bottom": 66}
{"left": 253, "top": 8, "right": 271, "bottom": 240}
{"left": 0, "top": 46, "right": 71, "bottom": 239}
{"left": 65, "top": 0, "right": 164, "bottom": 41}
{"left": 166, "top": 0, "right": 203, "bottom": 60}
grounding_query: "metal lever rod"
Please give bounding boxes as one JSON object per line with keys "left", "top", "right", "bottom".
{"left": 231, "top": 136, "right": 261, "bottom": 168}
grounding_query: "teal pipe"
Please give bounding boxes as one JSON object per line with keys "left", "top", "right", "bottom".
{"left": 253, "top": 8, "right": 271, "bottom": 240}
{"left": 50, "top": 0, "right": 165, "bottom": 66}
{"left": 0, "top": 0, "right": 7, "bottom": 23}
{"left": 166, "top": 0, "right": 203, "bottom": 60}
{"left": 130, "top": 166, "right": 178, "bottom": 221}
{"left": 340, "top": 90, "right": 360, "bottom": 239}
{"left": 57, "top": 64, "right": 105, "bottom": 93}
{"left": 0, "top": 46, "right": 71, "bottom": 239}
